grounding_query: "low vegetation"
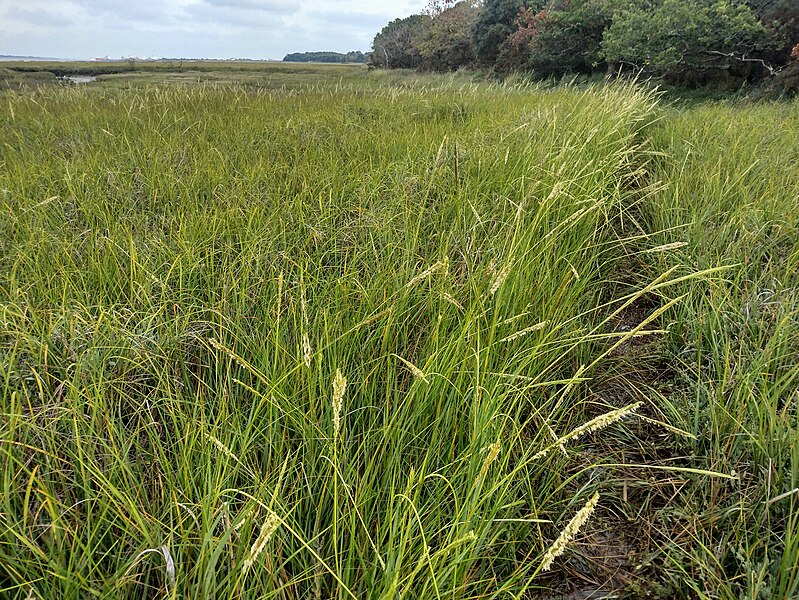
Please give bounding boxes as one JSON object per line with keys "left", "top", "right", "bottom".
{"left": 283, "top": 52, "right": 368, "bottom": 64}
{"left": 0, "top": 65, "right": 797, "bottom": 598}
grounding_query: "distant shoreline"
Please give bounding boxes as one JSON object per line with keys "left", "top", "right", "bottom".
{"left": 1, "top": 55, "right": 282, "bottom": 63}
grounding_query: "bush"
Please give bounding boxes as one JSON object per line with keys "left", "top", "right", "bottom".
{"left": 602, "top": 0, "right": 774, "bottom": 84}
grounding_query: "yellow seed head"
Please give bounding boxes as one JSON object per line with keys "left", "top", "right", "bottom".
{"left": 395, "top": 355, "right": 429, "bottom": 384}
{"left": 500, "top": 321, "right": 549, "bottom": 343}
{"left": 490, "top": 263, "right": 511, "bottom": 296}
{"left": 406, "top": 258, "right": 448, "bottom": 287}
{"left": 442, "top": 292, "right": 464, "bottom": 310}
{"left": 303, "top": 333, "right": 312, "bottom": 368}
{"left": 332, "top": 368, "right": 347, "bottom": 438}
{"left": 242, "top": 511, "right": 281, "bottom": 574}
{"left": 479, "top": 441, "right": 501, "bottom": 478}
{"left": 532, "top": 402, "right": 642, "bottom": 461}
{"left": 540, "top": 491, "right": 599, "bottom": 572}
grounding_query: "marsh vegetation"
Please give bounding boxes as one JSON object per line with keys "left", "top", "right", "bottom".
{"left": 1, "top": 64, "right": 797, "bottom": 598}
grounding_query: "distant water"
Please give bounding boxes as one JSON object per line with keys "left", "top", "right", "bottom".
{"left": 65, "top": 76, "right": 97, "bottom": 84}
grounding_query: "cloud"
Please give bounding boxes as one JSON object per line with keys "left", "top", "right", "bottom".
{"left": 184, "top": 2, "right": 292, "bottom": 28}
{"left": 200, "top": 0, "right": 298, "bottom": 13}
{"left": 4, "top": 6, "right": 75, "bottom": 28}
{"left": 74, "top": 0, "right": 183, "bottom": 25}
{"left": 313, "top": 10, "right": 396, "bottom": 29}
{"left": 0, "top": 0, "right": 428, "bottom": 59}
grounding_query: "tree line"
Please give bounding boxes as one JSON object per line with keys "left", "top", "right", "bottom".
{"left": 370, "top": 0, "right": 799, "bottom": 90}
{"left": 283, "top": 51, "right": 368, "bottom": 64}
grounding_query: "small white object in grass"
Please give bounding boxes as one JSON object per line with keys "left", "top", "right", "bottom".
{"left": 394, "top": 354, "right": 429, "bottom": 384}
{"left": 242, "top": 511, "right": 281, "bottom": 574}
{"left": 489, "top": 263, "right": 511, "bottom": 296}
{"left": 133, "top": 545, "right": 177, "bottom": 594}
{"left": 500, "top": 321, "right": 549, "bottom": 343}
{"left": 160, "top": 545, "right": 176, "bottom": 592}
{"left": 539, "top": 491, "right": 600, "bottom": 572}
{"left": 303, "top": 333, "right": 312, "bottom": 368}
{"left": 645, "top": 241, "right": 689, "bottom": 253}
{"left": 332, "top": 368, "right": 347, "bottom": 438}
{"left": 233, "top": 507, "right": 254, "bottom": 531}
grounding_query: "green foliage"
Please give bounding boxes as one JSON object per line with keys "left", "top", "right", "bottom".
{"left": 283, "top": 51, "right": 367, "bottom": 64}
{"left": 602, "top": 0, "right": 774, "bottom": 81}
{"left": 499, "top": 0, "right": 613, "bottom": 76}
{"left": 417, "top": 1, "right": 479, "bottom": 71}
{"left": 528, "top": 1, "right": 612, "bottom": 76}
{"left": 0, "top": 67, "right": 59, "bottom": 90}
{"left": 3, "top": 65, "right": 799, "bottom": 599}
{"left": 747, "top": 0, "right": 799, "bottom": 63}
{"left": 373, "top": 0, "right": 795, "bottom": 86}
{"left": 470, "top": 0, "right": 532, "bottom": 66}
{"left": 369, "top": 14, "right": 431, "bottom": 69}
{"left": 777, "top": 46, "right": 799, "bottom": 93}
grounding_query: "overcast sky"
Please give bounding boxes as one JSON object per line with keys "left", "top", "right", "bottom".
{"left": 0, "top": 0, "right": 427, "bottom": 60}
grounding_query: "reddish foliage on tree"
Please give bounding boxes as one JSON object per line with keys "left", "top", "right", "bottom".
{"left": 507, "top": 8, "right": 550, "bottom": 52}
{"left": 792, "top": 43, "right": 799, "bottom": 62}
{"left": 495, "top": 7, "right": 551, "bottom": 71}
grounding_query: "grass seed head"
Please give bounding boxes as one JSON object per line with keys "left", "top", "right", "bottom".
{"left": 532, "top": 402, "right": 642, "bottom": 460}
{"left": 205, "top": 433, "right": 241, "bottom": 463}
{"left": 332, "top": 368, "right": 347, "bottom": 438}
{"left": 540, "top": 491, "right": 599, "bottom": 572}
{"left": 480, "top": 441, "right": 501, "bottom": 478}
{"left": 303, "top": 333, "right": 312, "bottom": 368}
{"left": 564, "top": 402, "right": 643, "bottom": 441}
{"left": 395, "top": 354, "right": 429, "bottom": 383}
{"left": 242, "top": 510, "right": 281, "bottom": 574}
{"left": 406, "top": 258, "right": 448, "bottom": 287}
{"left": 500, "top": 321, "right": 549, "bottom": 343}
{"left": 442, "top": 292, "right": 464, "bottom": 310}
{"left": 490, "top": 263, "right": 511, "bottom": 296}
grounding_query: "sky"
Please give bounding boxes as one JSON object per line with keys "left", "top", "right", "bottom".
{"left": 0, "top": 0, "right": 427, "bottom": 60}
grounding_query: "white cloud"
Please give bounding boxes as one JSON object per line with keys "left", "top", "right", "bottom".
{"left": 0, "top": 0, "right": 428, "bottom": 59}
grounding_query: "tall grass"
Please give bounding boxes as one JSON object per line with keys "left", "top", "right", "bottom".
{"left": 641, "top": 100, "right": 799, "bottom": 598}
{"left": 9, "top": 73, "right": 796, "bottom": 599}
{"left": 0, "top": 78, "right": 668, "bottom": 598}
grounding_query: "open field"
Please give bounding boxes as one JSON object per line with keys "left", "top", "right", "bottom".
{"left": 1, "top": 65, "right": 798, "bottom": 598}
{"left": 1, "top": 61, "right": 370, "bottom": 91}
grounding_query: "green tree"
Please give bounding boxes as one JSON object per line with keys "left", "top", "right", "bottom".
{"left": 370, "top": 14, "right": 432, "bottom": 69}
{"left": 497, "top": 0, "right": 613, "bottom": 75}
{"left": 418, "top": 1, "right": 479, "bottom": 71}
{"left": 529, "top": 1, "right": 612, "bottom": 76}
{"left": 471, "top": 0, "right": 533, "bottom": 67}
{"left": 283, "top": 52, "right": 367, "bottom": 63}
{"left": 602, "top": 0, "right": 774, "bottom": 82}
{"left": 746, "top": 0, "right": 799, "bottom": 65}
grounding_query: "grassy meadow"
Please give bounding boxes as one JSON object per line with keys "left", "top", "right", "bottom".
{"left": 0, "top": 64, "right": 797, "bottom": 599}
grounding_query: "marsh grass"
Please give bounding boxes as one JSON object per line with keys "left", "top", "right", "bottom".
{"left": 638, "top": 100, "right": 799, "bottom": 598}
{"left": 1, "top": 71, "right": 796, "bottom": 598}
